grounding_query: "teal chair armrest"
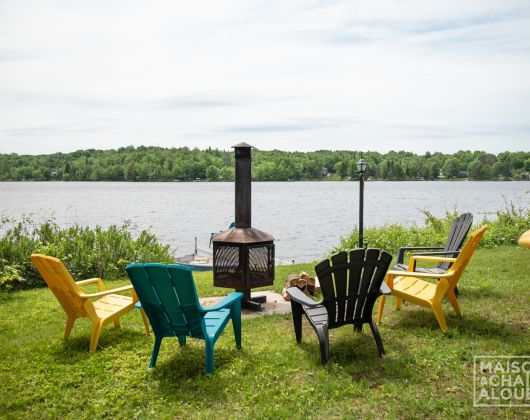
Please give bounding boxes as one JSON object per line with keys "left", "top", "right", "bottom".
{"left": 200, "top": 291, "right": 244, "bottom": 312}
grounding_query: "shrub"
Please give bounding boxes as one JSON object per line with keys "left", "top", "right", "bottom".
{"left": 480, "top": 203, "right": 530, "bottom": 247}
{"left": 332, "top": 206, "right": 530, "bottom": 255}
{"left": 0, "top": 217, "right": 173, "bottom": 290}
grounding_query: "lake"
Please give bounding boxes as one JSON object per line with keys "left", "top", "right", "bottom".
{"left": 0, "top": 181, "right": 528, "bottom": 262}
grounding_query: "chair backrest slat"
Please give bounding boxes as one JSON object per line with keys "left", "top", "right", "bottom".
{"left": 314, "top": 258, "right": 336, "bottom": 322}
{"left": 30, "top": 254, "right": 88, "bottom": 317}
{"left": 316, "top": 248, "right": 392, "bottom": 328}
{"left": 444, "top": 225, "right": 487, "bottom": 289}
{"left": 126, "top": 264, "right": 205, "bottom": 339}
{"left": 439, "top": 213, "right": 473, "bottom": 270}
{"left": 345, "top": 249, "right": 366, "bottom": 320}
{"left": 331, "top": 252, "right": 348, "bottom": 322}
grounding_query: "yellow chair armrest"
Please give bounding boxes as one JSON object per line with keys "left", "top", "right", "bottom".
{"left": 410, "top": 255, "right": 457, "bottom": 264}
{"left": 80, "top": 284, "right": 133, "bottom": 299}
{"left": 76, "top": 278, "right": 106, "bottom": 291}
{"left": 386, "top": 269, "right": 451, "bottom": 279}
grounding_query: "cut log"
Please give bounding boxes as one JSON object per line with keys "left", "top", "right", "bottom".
{"left": 295, "top": 277, "right": 307, "bottom": 289}
{"left": 307, "top": 277, "right": 316, "bottom": 294}
{"left": 283, "top": 280, "right": 292, "bottom": 292}
{"left": 283, "top": 272, "right": 321, "bottom": 301}
{"left": 287, "top": 273, "right": 300, "bottom": 287}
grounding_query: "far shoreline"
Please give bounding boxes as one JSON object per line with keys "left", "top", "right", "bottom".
{"left": 0, "top": 179, "right": 528, "bottom": 183}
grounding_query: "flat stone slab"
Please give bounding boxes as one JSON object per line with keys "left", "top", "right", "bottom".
{"left": 200, "top": 290, "right": 291, "bottom": 318}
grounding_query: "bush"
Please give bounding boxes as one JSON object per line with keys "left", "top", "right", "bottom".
{"left": 332, "top": 206, "right": 530, "bottom": 255}
{"left": 0, "top": 217, "right": 173, "bottom": 290}
{"left": 480, "top": 203, "right": 530, "bottom": 247}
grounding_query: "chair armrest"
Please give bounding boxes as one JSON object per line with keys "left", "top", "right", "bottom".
{"left": 76, "top": 278, "right": 105, "bottom": 291}
{"left": 410, "top": 255, "right": 457, "bottom": 264}
{"left": 412, "top": 250, "right": 460, "bottom": 257}
{"left": 201, "top": 292, "right": 243, "bottom": 312}
{"left": 379, "top": 282, "right": 392, "bottom": 295}
{"left": 386, "top": 269, "right": 451, "bottom": 279}
{"left": 79, "top": 284, "right": 134, "bottom": 299}
{"left": 397, "top": 246, "right": 444, "bottom": 264}
{"left": 407, "top": 251, "right": 459, "bottom": 270}
{"left": 286, "top": 287, "right": 322, "bottom": 307}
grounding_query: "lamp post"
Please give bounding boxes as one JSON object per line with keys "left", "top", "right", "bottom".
{"left": 357, "top": 158, "right": 367, "bottom": 248}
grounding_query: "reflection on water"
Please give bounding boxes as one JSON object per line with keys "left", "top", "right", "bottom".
{"left": 0, "top": 181, "right": 528, "bottom": 262}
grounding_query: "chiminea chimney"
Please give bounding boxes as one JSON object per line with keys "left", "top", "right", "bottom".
{"left": 234, "top": 143, "right": 251, "bottom": 228}
{"left": 212, "top": 143, "right": 275, "bottom": 311}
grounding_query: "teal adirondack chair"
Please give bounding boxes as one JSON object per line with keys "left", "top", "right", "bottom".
{"left": 125, "top": 263, "right": 243, "bottom": 375}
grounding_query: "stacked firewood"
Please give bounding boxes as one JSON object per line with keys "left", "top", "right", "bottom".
{"left": 282, "top": 272, "right": 321, "bottom": 301}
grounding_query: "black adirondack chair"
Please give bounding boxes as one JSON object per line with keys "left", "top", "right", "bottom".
{"left": 393, "top": 212, "right": 473, "bottom": 295}
{"left": 286, "top": 248, "right": 392, "bottom": 364}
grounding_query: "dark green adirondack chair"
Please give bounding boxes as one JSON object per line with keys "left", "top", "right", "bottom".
{"left": 125, "top": 263, "right": 243, "bottom": 375}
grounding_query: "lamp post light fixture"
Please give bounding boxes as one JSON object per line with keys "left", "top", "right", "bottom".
{"left": 357, "top": 158, "right": 367, "bottom": 248}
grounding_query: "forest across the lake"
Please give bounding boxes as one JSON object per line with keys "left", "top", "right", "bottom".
{"left": 1, "top": 146, "right": 529, "bottom": 182}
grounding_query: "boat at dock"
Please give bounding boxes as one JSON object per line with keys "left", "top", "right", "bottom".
{"left": 175, "top": 238, "right": 214, "bottom": 271}
{"left": 174, "top": 253, "right": 213, "bottom": 271}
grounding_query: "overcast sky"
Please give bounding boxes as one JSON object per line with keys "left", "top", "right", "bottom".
{"left": 1, "top": 1, "right": 529, "bottom": 155}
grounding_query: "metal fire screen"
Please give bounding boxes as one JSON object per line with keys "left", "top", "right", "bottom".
{"left": 213, "top": 243, "right": 274, "bottom": 289}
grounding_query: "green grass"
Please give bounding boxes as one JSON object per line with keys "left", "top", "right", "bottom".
{"left": 1, "top": 248, "right": 529, "bottom": 418}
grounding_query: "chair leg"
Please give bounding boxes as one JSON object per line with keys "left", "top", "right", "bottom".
{"left": 315, "top": 324, "right": 330, "bottom": 364}
{"left": 89, "top": 320, "right": 104, "bottom": 352}
{"left": 368, "top": 318, "right": 385, "bottom": 357}
{"left": 139, "top": 308, "right": 150, "bottom": 336}
{"left": 64, "top": 316, "right": 76, "bottom": 340}
{"left": 431, "top": 303, "right": 448, "bottom": 332}
{"left": 149, "top": 336, "right": 162, "bottom": 369}
{"left": 113, "top": 319, "right": 121, "bottom": 328}
{"left": 454, "top": 285, "right": 459, "bottom": 297}
{"left": 205, "top": 339, "right": 215, "bottom": 376}
{"left": 291, "top": 301, "right": 303, "bottom": 343}
{"left": 376, "top": 295, "right": 386, "bottom": 325}
{"left": 446, "top": 289, "right": 461, "bottom": 316}
{"left": 178, "top": 336, "right": 187, "bottom": 346}
{"left": 231, "top": 301, "right": 242, "bottom": 349}
{"left": 396, "top": 297, "right": 402, "bottom": 310}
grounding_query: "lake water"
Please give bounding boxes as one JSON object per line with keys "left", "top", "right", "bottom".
{"left": 0, "top": 181, "right": 528, "bottom": 262}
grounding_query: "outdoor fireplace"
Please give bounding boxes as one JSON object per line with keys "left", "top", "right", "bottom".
{"left": 212, "top": 143, "right": 275, "bottom": 310}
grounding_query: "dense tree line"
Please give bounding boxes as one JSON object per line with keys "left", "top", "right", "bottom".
{"left": 0, "top": 146, "right": 529, "bottom": 181}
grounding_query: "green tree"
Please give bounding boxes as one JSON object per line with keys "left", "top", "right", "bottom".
{"left": 492, "top": 161, "right": 512, "bottom": 179}
{"left": 205, "top": 165, "right": 220, "bottom": 181}
{"left": 467, "top": 160, "right": 483, "bottom": 179}
{"left": 441, "top": 157, "right": 459, "bottom": 178}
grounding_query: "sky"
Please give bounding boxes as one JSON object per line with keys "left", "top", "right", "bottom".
{"left": 1, "top": 0, "right": 529, "bottom": 155}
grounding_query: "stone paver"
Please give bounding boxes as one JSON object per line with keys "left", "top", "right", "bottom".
{"left": 200, "top": 290, "right": 291, "bottom": 318}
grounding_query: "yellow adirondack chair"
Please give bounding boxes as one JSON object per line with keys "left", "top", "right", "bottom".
{"left": 377, "top": 225, "right": 488, "bottom": 332}
{"left": 31, "top": 254, "right": 150, "bottom": 352}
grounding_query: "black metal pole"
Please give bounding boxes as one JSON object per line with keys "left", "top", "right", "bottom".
{"left": 359, "top": 172, "right": 364, "bottom": 248}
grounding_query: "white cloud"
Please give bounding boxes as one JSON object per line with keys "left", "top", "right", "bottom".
{"left": 0, "top": 0, "right": 529, "bottom": 154}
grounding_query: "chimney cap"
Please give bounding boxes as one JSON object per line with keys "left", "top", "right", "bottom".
{"left": 232, "top": 142, "right": 253, "bottom": 149}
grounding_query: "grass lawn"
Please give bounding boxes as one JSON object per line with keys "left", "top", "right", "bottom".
{"left": 0, "top": 247, "right": 529, "bottom": 418}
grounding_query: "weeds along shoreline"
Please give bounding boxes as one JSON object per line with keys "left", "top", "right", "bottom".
{"left": 1, "top": 205, "right": 528, "bottom": 290}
